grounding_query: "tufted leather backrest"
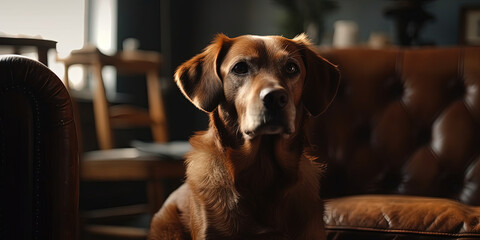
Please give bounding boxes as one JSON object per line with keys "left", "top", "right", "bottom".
{"left": 0, "top": 55, "right": 79, "bottom": 239}
{"left": 308, "top": 47, "right": 480, "bottom": 206}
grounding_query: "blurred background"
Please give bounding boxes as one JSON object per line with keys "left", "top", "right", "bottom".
{"left": 1, "top": 0, "right": 480, "bottom": 239}
{"left": 1, "top": 0, "right": 479, "bottom": 145}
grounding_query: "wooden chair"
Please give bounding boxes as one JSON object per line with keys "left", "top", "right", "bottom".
{"left": 62, "top": 46, "right": 168, "bottom": 149}
{"left": 61, "top": 47, "right": 186, "bottom": 239}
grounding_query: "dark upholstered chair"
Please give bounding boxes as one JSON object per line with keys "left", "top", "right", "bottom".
{"left": 0, "top": 55, "right": 79, "bottom": 240}
{"left": 308, "top": 47, "right": 480, "bottom": 239}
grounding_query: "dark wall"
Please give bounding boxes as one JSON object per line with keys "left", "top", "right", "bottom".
{"left": 117, "top": 0, "right": 162, "bottom": 52}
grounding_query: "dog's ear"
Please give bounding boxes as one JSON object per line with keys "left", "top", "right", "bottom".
{"left": 294, "top": 34, "right": 340, "bottom": 117}
{"left": 175, "top": 34, "right": 232, "bottom": 112}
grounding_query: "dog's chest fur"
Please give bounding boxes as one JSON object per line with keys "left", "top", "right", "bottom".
{"left": 185, "top": 120, "right": 322, "bottom": 238}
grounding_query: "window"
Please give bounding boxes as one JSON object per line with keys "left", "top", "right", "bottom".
{"left": 0, "top": 0, "right": 118, "bottom": 92}
{"left": 0, "top": 0, "right": 85, "bottom": 88}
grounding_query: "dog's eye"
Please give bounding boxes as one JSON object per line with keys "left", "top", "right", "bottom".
{"left": 285, "top": 62, "right": 299, "bottom": 75}
{"left": 232, "top": 62, "right": 249, "bottom": 75}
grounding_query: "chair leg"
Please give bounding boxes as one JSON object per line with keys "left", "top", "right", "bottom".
{"left": 64, "top": 64, "right": 84, "bottom": 153}
{"left": 92, "top": 63, "right": 114, "bottom": 149}
{"left": 146, "top": 70, "right": 168, "bottom": 143}
{"left": 146, "top": 179, "right": 165, "bottom": 215}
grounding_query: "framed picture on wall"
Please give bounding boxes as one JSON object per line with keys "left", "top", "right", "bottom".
{"left": 460, "top": 6, "right": 480, "bottom": 45}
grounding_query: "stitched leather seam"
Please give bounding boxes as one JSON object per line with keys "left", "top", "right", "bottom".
{"left": 326, "top": 225, "right": 480, "bottom": 237}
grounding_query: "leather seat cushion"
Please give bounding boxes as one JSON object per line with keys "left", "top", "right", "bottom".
{"left": 324, "top": 195, "right": 480, "bottom": 239}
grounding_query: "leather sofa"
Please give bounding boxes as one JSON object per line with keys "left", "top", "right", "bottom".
{"left": 308, "top": 47, "right": 480, "bottom": 239}
{"left": 0, "top": 55, "right": 79, "bottom": 240}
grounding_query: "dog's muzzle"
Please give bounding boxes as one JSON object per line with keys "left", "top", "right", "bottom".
{"left": 261, "top": 88, "right": 288, "bottom": 111}
{"left": 244, "top": 87, "right": 293, "bottom": 138}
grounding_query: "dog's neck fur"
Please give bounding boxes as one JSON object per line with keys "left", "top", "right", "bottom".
{"left": 213, "top": 104, "right": 306, "bottom": 180}
{"left": 185, "top": 105, "right": 313, "bottom": 237}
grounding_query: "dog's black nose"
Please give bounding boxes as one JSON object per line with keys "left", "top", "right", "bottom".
{"left": 260, "top": 88, "right": 288, "bottom": 110}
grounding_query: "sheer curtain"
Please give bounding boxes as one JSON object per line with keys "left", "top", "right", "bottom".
{"left": 87, "top": 0, "right": 117, "bottom": 94}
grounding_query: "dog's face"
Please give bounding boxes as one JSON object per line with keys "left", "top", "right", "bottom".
{"left": 220, "top": 35, "right": 306, "bottom": 139}
{"left": 175, "top": 34, "right": 339, "bottom": 140}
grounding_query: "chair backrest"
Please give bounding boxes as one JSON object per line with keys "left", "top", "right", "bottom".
{"left": 0, "top": 55, "right": 79, "bottom": 239}
{"left": 62, "top": 47, "right": 168, "bottom": 150}
{"left": 308, "top": 47, "right": 480, "bottom": 206}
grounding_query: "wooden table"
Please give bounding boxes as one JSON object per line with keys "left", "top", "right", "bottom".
{"left": 0, "top": 36, "right": 57, "bottom": 66}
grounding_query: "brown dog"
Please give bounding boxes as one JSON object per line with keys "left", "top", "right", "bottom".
{"left": 149, "top": 34, "right": 339, "bottom": 240}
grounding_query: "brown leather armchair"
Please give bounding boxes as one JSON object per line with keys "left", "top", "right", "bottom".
{"left": 0, "top": 55, "right": 79, "bottom": 239}
{"left": 308, "top": 47, "right": 480, "bottom": 239}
